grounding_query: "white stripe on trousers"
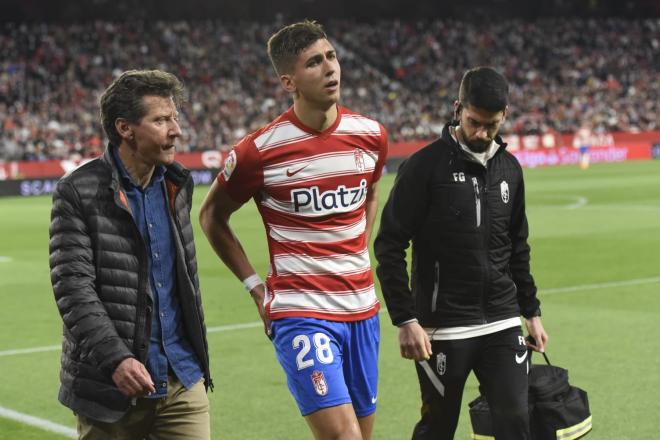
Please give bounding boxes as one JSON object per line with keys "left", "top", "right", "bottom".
{"left": 419, "top": 360, "right": 445, "bottom": 396}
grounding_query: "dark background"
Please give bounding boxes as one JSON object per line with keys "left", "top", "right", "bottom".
{"left": 2, "top": 0, "right": 659, "bottom": 22}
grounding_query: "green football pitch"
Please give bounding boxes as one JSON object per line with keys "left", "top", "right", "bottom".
{"left": 1, "top": 160, "right": 659, "bottom": 439}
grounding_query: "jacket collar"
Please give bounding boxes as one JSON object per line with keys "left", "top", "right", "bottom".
{"left": 101, "top": 146, "right": 122, "bottom": 192}
{"left": 441, "top": 121, "right": 508, "bottom": 158}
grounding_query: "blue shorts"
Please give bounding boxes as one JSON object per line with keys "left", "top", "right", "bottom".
{"left": 271, "top": 314, "right": 380, "bottom": 417}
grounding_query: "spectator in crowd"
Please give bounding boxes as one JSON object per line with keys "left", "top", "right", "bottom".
{"left": 1, "top": 18, "right": 658, "bottom": 160}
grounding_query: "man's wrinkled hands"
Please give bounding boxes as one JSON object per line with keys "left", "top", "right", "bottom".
{"left": 112, "top": 358, "right": 155, "bottom": 397}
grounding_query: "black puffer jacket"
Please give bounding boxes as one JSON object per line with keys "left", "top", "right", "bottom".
{"left": 375, "top": 123, "right": 540, "bottom": 328}
{"left": 49, "top": 147, "right": 211, "bottom": 423}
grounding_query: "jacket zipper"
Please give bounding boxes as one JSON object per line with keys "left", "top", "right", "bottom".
{"left": 472, "top": 177, "right": 481, "bottom": 228}
{"left": 481, "top": 172, "right": 490, "bottom": 324}
{"left": 431, "top": 261, "right": 440, "bottom": 313}
{"left": 170, "top": 182, "right": 212, "bottom": 389}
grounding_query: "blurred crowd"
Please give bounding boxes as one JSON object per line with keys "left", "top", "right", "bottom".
{"left": 334, "top": 18, "right": 659, "bottom": 137}
{"left": 1, "top": 18, "right": 658, "bottom": 161}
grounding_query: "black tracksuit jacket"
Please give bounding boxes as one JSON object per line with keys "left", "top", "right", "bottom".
{"left": 374, "top": 123, "right": 541, "bottom": 328}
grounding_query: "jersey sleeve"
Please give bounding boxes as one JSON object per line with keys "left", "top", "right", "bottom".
{"left": 216, "top": 138, "right": 263, "bottom": 204}
{"left": 372, "top": 123, "right": 389, "bottom": 183}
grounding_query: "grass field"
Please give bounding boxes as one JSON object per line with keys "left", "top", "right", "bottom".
{"left": 1, "top": 160, "right": 659, "bottom": 439}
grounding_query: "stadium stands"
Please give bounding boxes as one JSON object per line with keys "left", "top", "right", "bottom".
{"left": 1, "top": 18, "right": 658, "bottom": 160}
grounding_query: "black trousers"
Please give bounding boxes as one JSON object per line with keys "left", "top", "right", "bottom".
{"left": 412, "top": 326, "right": 530, "bottom": 440}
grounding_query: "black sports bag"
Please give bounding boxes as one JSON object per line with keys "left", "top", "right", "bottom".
{"left": 469, "top": 350, "right": 592, "bottom": 440}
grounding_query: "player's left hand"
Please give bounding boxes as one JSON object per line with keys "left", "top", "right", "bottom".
{"left": 524, "top": 316, "right": 548, "bottom": 352}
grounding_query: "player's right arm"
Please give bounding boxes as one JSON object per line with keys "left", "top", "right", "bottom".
{"left": 199, "top": 173, "right": 270, "bottom": 336}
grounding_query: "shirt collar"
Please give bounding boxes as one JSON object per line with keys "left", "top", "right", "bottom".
{"left": 110, "top": 145, "right": 166, "bottom": 188}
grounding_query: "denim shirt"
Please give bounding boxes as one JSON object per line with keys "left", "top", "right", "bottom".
{"left": 111, "top": 147, "right": 203, "bottom": 397}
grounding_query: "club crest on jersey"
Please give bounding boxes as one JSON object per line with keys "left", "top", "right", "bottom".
{"left": 354, "top": 149, "right": 366, "bottom": 172}
{"left": 291, "top": 179, "right": 367, "bottom": 213}
{"left": 222, "top": 150, "right": 237, "bottom": 181}
{"left": 311, "top": 370, "right": 328, "bottom": 396}
{"left": 500, "top": 180, "right": 509, "bottom": 204}
{"left": 436, "top": 352, "right": 447, "bottom": 376}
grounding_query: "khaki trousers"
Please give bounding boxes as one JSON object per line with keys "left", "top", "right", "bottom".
{"left": 77, "top": 376, "right": 210, "bottom": 440}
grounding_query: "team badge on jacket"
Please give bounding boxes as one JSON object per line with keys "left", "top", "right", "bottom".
{"left": 500, "top": 180, "right": 509, "bottom": 204}
{"left": 311, "top": 370, "right": 328, "bottom": 396}
{"left": 436, "top": 352, "right": 447, "bottom": 376}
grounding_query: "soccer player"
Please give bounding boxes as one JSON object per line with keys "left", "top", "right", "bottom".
{"left": 199, "top": 21, "right": 388, "bottom": 440}
{"left": 374, "top": 67, "right": 548, "bottom": 439}
{"left": 573, "top": 123, "right": 593, "bottom": 170}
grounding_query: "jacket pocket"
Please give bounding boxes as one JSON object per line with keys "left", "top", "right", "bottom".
{"left": 73, "top": 377, "right": 130, "bottom": 412}
{"left": 72, "top": 362, "right": 130, "bottom": 412}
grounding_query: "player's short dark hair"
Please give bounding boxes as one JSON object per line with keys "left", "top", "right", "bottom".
{"left": 100, "top": 69, "right": 184, "bottom": 146}
{"left": 267, "top": 20, "right": 328, "bottom": 76}
{"left": 458, "top": 66, "right": 509, "bottom": 112}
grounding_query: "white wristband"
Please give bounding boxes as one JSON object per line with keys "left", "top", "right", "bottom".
{"left": 242, "top": 274, "right": 263, "bottom": 292}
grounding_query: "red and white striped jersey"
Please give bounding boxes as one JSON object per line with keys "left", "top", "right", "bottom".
{"left": 217, "top": 105, "right": 388, "bottom": 322}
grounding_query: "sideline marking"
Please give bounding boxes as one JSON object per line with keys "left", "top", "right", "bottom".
{"left": 0, "top": 256, "right": 12, "bottom": 263}
{"left": 581, "top": 204, "right": 660, "bottom": 212}
{"left": 540, "top": 276, "right": 660, "bottom": 295}
{"left": 565, "top": 196, "right": 588, "bottom": 210}
{"left": 1, "top": 276, "right": 659, "bottom": 436}
{"left": 0, "top": 345, "right": 61, "bottom": 357}
{"left": 207, "top": 321, "right": 262, "bottom": 333}
{"left": 534, "top": 195, "right": 588, "bottom": 210}
{"left": 1, "top": 276, "right": 660, "bottom": 359}
{"left": 0, "top": 406, "right": 76, "bottom": 439}
{"left": 0, "top": 321, "right": 264, "bottom": 357}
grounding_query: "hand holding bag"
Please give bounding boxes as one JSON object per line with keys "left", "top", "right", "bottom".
{"left": 468, "top": 350, "right": 592, "bottom": 440}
